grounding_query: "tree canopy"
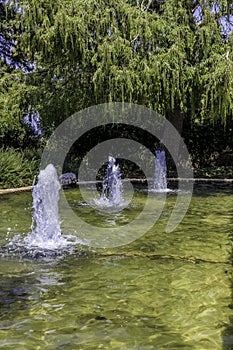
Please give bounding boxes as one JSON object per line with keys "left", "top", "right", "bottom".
{"left": 0, "top": 0, "right": 233, "bottom": 144}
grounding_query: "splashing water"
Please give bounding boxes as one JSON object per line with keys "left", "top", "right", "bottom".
{"left": 154, "top": 150, "right": 168, "bottom": 192}
{"left": 93, "top": 157, "right": 128, "bottom": 212}
{"left": 23, "top": 164, "right": 78, "bottom": 251}
{"left": 101, "top": 156, "right": 123, "bottom": 205}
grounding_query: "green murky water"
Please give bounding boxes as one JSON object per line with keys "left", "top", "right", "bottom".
{"left": 0, "top": 183, "right": 232, "bottom": 349}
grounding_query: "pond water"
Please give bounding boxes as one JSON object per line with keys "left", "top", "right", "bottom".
{"left": 0, "top": 183, "right": 232, "bottom": 349}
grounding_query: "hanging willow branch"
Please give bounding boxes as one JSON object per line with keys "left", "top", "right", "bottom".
{"left": 2, "top": 0, "right": 233, "bottom": 128}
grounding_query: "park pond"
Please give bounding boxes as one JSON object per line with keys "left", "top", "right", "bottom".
{"left": 0, "top": 182, "right": 232, "bottom": 349}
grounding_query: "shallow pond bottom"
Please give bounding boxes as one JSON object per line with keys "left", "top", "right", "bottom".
{"left": 0, "top": 183, "right": 232, "bottom": 349}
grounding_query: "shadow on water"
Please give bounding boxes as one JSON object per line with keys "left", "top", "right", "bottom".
{"left": 0, "top": 253, "right": 75, "bottom": 349}
{"left": 0, "top": 275, "right": 30, "bottom": 312}
{"left": 0, "top": 257, "right": 40, "bottom": 327}
{"left": 192, "top": 182, "right": 233, "bottom": 197}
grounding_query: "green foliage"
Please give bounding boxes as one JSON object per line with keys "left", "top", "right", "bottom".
{"left": 1, "top": 0, "right": 231, "bottom": 131}
{"left": 0, "top": 69, "right": 26, "bottom": 143}
{"left": 183, "top": 117, "right": 233, "bottom": 169}
{"left": 0, "top": 148, "right": 39, "bottom": 188}
{"left": 0, "top": 0, "right": 233, "bottom": 177}
{"left": 194, "top": 165, "right": 233, "bottom": 179}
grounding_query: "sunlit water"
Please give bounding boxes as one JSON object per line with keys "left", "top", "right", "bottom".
{"left": 0, "top": 183, "right": 232, "bottom": 349}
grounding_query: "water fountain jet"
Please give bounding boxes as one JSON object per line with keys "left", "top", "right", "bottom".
{"left": 153, "top": 150, "right": 169, "bottom": 192}
{"left": 22, "top": 164, "right": 78, "bottom": 252}
{"left": 101, "top": 156, "right": 123, "bottom": 205}
{"left": 92, "top": 156, "right": 128, "bottom": 212}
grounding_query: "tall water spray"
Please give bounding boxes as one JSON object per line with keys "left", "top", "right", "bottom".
{"left": 154, "top": 150, "right": 168, "bottom": 192}
{"left": 92, "top": 156, "right": 127, "bottom": 212}
{"left": 24, "top": 164, "right": 69, "bottom": 249}
{"left": 101, "top": 156, "right": 123, "bottom": 205}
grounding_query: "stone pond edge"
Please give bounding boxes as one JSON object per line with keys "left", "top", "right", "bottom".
{"left": 0, "top": 177, "right": 232, "bottom": 195}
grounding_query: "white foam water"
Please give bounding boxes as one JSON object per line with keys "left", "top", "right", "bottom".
{"left": 92, "top": 156, "right": 129, "bottom": 213}
{"left": 154, "top": 150, "right": 167, "bottom": 191}
{"left": 7, "top": 164, "right": 80, "bottom": 256}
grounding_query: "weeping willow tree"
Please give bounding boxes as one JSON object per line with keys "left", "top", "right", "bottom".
{"left": 1, "top": 0, "right": 233, "bottom": 136}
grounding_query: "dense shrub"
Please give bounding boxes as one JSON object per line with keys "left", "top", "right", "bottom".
{"left": 0, "top": 147, "right": 39, "bottom": 188}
